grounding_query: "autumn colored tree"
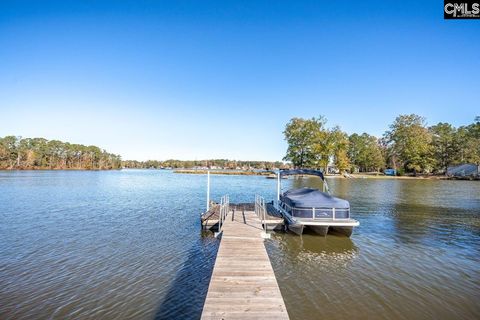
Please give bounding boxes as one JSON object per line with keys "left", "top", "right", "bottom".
{"left": 0, "top": 136, "right": 121, "bottom": 170}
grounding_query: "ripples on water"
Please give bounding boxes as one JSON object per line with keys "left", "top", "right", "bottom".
{"left": 267, "top": 177, "right": 480, "bottom": 320}
{"left": 0, "top": 171, "right": 220, "bottom": 319}
{"left": 0, "top": 171, "right": 479, "bottom": 319}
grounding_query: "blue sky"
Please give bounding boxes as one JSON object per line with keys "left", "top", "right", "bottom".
{"left": 0, "top": 0, "right": 478, "bottom": 161}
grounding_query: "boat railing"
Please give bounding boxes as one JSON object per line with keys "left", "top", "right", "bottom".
{"left": 279, "top": 201, "right": 350, "bottom": 220}
{"left": 216, "top": 195, "right": 229, "bottom": 237}
{"left": 255, "top": 195, "right": 267, "bottom": 234}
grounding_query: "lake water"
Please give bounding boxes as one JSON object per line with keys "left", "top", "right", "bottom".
{"left": 0, "top": 170, "right": 479, "bottom": 319}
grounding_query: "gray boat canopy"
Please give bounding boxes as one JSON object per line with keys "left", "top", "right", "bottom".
{"left": 281, "top": 188, "right": 349, "bottom": 209}
{"left": 279, "top": 169, "right": 325, "bottom": 181}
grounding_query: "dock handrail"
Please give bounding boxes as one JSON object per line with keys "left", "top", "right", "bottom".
{"left": 255, "top": 195, "right": 267, "bottom": 234}
{"left": 217, "top": 195, "right": 229, "bottom": 236}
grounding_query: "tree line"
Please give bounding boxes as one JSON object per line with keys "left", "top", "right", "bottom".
{"left": 0, "top": 136, "right": 122, "bottom": 170}
{"left": 3, "top": 114, "right": 478, "bottom": 174}
{"left": 283, "top": 114, "right": 480, "bottom": 175}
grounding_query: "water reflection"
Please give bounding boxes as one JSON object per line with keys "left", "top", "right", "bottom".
{"left": 154, "top": 236, "right": 218, "bottom": 320}
{"left": 275, "top": 234, "right": 359, "bottom": 269}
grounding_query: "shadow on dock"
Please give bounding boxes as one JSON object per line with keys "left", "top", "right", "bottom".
{"left": 153, "top": 235, "right": 219, "bottom": 320}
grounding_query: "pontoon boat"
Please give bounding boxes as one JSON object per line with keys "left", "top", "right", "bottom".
{"left": 274, "top": 169, "right": 359, "bottom": 237}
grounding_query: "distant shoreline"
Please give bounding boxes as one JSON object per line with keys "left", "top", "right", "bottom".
{"left": 173, "top": 169, "right": 273, "bottom": 176}
{"left": 1, "top": 168, "right": 477, "bottom": 180}
{"left": 0, "top": 168, "right": 121, "bottom": 171}
{"left": 173, "top": 169, "right": 478, "bottom": 180}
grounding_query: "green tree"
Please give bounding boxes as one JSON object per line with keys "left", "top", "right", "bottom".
{"left": 348, "top": 133, "right": 385, "bottom": 172}
{"left": 384, "top": 114, "right": 434, "bottom": 174}
{"left": 456, "top": 117, "right": 480, "bottom": 165}
{"left": 429, "top": 123, "right": 458, "bottom": 172}
{"left": 330, "top": 127, "right": 350, "bottom": 172}
{"left": 283, "top": 117, "right": 351, "bottom": 172}
{"left": 283, "top": 117, "right": 326, "bottom": 168}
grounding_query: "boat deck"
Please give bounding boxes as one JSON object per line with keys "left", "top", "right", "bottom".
{"left": 201, "top": 210, "right": 289, "bottom": 320}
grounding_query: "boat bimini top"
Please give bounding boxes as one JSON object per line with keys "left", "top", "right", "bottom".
{"left": 274, "top": 169, "right": 330, "bottom": 199}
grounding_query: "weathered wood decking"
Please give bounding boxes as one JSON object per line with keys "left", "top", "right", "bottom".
{"left": 201, "top": 210, "right": 289, "bottom": 319}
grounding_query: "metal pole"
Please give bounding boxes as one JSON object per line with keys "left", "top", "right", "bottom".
{"left": 277, "top": 170, "right": 281, "bottom": 201}
{"left": 219, "top": 197, "right": 223, "bottom": 231}
{"left": 261, "top": 198, "right": 263, "bottom": 224}
{"left": 220, "top": 197, "right": 225, "bottom": 230}
{"left": 206, "top": 171, "right": 210, "bottom": 211}
{"left": 263, "top": 198, "right": 266, "bottom": 233}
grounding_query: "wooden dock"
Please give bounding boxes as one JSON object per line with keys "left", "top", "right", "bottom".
{"left": 201, "top": 209, "right": 289, "bottom": 319}
{"left": 201, "top": 203, "right": 284, "bottom": 231}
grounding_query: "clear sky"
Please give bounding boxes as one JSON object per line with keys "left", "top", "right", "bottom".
{"left": 0, "top": 1, "right": 478, "bottom": 161}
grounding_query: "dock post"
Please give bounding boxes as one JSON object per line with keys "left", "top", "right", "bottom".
{"left": 214, "top": 196, "right": 223, "bottom": 238}
{"left": 206, "top": 170, "right": 210, "bottom": 211}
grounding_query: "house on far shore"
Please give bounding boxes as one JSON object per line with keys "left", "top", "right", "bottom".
{"left": 327, "top": 165, "right": 339, "bottom": 175}
{"left": 446, "top": 163, "right": 480, "bottom": 177}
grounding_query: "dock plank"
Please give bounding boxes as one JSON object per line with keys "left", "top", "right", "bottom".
{"left": 201, "top": 210, "right": 289, "bottom": 320}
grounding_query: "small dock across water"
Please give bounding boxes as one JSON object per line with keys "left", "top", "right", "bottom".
{"left": 201, "top": 204, "right": 289, "bottom": 319}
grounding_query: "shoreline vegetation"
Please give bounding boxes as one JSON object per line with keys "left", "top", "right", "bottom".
{"left": 0, "top": 136, "right": 122, "bottom": 170}
{"left": 1, "top": 114, "right": 478, "bottom": 179}
{"left": 282, "top": 114, "right": 479, "bottom": 176}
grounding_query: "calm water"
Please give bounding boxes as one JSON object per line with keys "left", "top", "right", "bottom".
{"left": 0, "top": 170, "right": 479, "bottom": 320}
